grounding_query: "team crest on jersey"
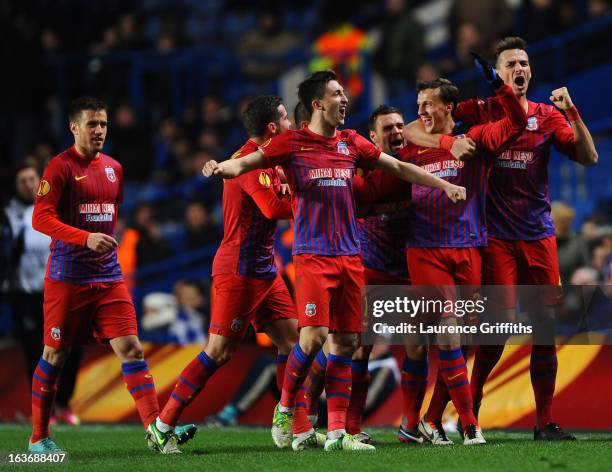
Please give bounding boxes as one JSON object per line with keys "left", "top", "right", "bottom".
{"left": 258, "top": 171, "right": 271, "bottom": 187}
{"left": 305, "top": 303, "right": 317, "bottom": 317}
{"left": 51, "top": 327, "right": 61, "bottom": 341}
{"left": 337, "top": 141, "right": 349, "bottom": 155}
{"left": 230, "top": 318, "right": 244, "bottom": 332}
{"left": 37, "top": 180, "right": 50, "bottom": 197}
{"left": 105, "top": 166, "right": 117, "bottom": 182}
{"left": 526, "top": 116, "right": 538, "bottom": 131}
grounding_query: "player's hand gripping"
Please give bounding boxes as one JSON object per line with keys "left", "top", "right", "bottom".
{"left": 451, "top": 136, "right": 477, "bottom": 160}
{"left": 444, "top": 183, "right": 467, "bottom": 203}
{"left": 470, "top": 51, "right": 504, "bottom": 90}
{"left": 202, "top": 160, "right": 237, "bottom": 179}
{"left": 550, "top": 87, "right": 574, "bottom": 110}
{"left": 87, "top": 233, "right": 118, "bottom": 253}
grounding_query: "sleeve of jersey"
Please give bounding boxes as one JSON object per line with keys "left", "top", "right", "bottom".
{"left": 354, "top": 133, "right": 381, "bottom": 171}
{"left": 549, "top": 108, "right": 578, "bottom": 160}
{"left": 251, "top": 189, "right": 293, "bottom": 220}
{"left": 454, "top": 99, "right": 484, "bottom": 126}
{"left": 239, "top": 169, "right": 293, "bottom": 220}
{"left": 353, "top": 170, "right": 404, "bottom": 205}
{"left": 259, "top": 131, "right": 293, "bottom": 167}
{"left": 468, "top": 84, "right": 527, "bottom": 154}
{"left": 32, "top": 159, "right": 89, "bottom": 246}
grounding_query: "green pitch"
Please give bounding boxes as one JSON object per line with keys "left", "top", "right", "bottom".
{"left": 1, "top": 425, "right": 610, "bottom": 471}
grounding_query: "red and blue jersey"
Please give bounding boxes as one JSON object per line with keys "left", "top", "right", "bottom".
{"left": 401, "top": 141, "right": 490, "bottom": 248}
{"left": 32, "top": 146, "right": 123, "bottom": 284}
{"left": 213, "top": 139, "right": 289, "bottom": 279}
{"left": 355, "top": 167, "right": 411, "bottom": 277}
{"left": 455, "top": 96, "right": 577, "bottom": 240}
{"left": 260, "top": 127, "right": 381, "bottom": 256}
{"left": 402, "top": 84, "right": 527, "bottom": 248}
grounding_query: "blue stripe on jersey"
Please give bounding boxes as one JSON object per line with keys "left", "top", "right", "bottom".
{"left": 407, "top": 153, "right": 488, "bottom": 249}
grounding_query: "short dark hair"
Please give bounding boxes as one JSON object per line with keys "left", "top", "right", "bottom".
{"left": 242, "top": 95, "right": 283, "bottom": 137}
{"left": 494, "top": 36, "right": 528, "bottom": 65}
{"left": 368, "top": 105, "right": 403, "bottom": 131}
{"left": 68, "top": 96, "right": 107, "bottom": 122}
{"left": 297, "top": 70, "right": 337, "bottom": 115}
{"left": 416, "top": 78, "right": 459, "bottom": 110}
{"left": 294, "top": 101, "right": 311, "bottom": 127}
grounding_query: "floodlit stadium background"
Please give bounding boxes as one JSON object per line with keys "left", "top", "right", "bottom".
{"left": 1, "top": 0, "right": 611, "bottom": 429}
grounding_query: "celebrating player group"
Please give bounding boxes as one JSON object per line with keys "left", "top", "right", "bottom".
{"left": 29, "top": 36, "right": 597, "bottom": 454}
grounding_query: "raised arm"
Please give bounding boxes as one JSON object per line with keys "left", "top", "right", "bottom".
{"left": 202, "top": 150, "right": 266, "bottom": 179}
{"left": 468, "top": 83, "right": 527, "bottom": 154}
{"left": 375, "top": 153, "right": 466, "bottom": 203}
{"left": 550, "top": 87, "right": 598, "bottom": 166}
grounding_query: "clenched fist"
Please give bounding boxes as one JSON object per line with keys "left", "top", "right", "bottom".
{"left": 202, "top": 160, "right": 221, "bottom": 177}
{"left": 451, "top": 137, "right": 477, "bottom": 160}
{"left": 444, "top": 183, "right": 467, "bottom": 203}
{"left": 87, "top": 233, "right": 118, "bottom": 253}
{"left": 550, "top": 87, "right": 574, "bottom": 110}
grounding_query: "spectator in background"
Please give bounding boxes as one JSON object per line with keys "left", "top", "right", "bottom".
{"left": 111, "top": 104, "right": 152, "bottom": 183}
{"left": 592, "top": 243, "right": 612, "bottom": 282}
{"left": 115, "top": 12, "right": 148, "bottom": 50}
{"left": 587, "top": 0, "right": 611, "bottom": 18}
{"left": 449, "top": 0, "right": 514, "bottom": 52}
{"left": 185, "top": 201, "right": 221, "bottom": 250}
{"left": 141, "top": 279, "right": 209, "bottom": 345}
{"left": 372, "top": 0, "right": 424, "bottom": 99}
{"left": 235, "top": 8, "right": 302, "bottom": 83}
{"left": 521, "top": 0, "right": 561, "bottom": 43}
{"left": 200, "top": 96, "right": 234, "bottom": 143}
{"left": 452, "top": 21, "right": 484, "bottom": 73}
{"left": 551, "top": 201, "right": 589, "bottom": 285}
{"left": 152, "top": 117, "right": 180, "bottom": 184}
{"left": 4, "top": 164, "right": 82, "bottom": 425}
{"left": 133, "top": 203, "right": 174, "bottom": 267}
{"left": 169, "top": 279, "right": 209, "bottom": 344}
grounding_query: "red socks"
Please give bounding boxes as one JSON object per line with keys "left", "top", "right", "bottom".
{"left": 326, "top": 354, "right": 352, "bottom": 432}
{"left": 160, "top": 351, "right": 218, "bottom": 426}
{"left": 438, "top": 348, "right": 477, "bottom": 426}
{"left": 530, "top": 345, "right": 557, "bottom": 427}
{"left": 121, "top": 360, "right": 160, "bottom": 429}
{"left": 31, "top": 358, "right": 59, "bottom": 442}
{"left": 346, "top": 360, "right": 370, "bottom": 434}
{"left": 280, "top": 344, "right": 314, "bottom": 409}
{"left": 275, "top": 354, "right": 288, "bottom": 392}
{"left": 305, "top": 349, "right": 327, "bottom": 417}
{"left": 401, "top": 355, "right": 429, "bottom": 429}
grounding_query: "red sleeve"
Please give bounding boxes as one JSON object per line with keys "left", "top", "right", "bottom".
{"left": 259, "top": 131, "right": 293, "bottom": 167}
{"left": 549, "top": 107, "right": 578, "bottom": 160}
{"left": 238, "top": 169, "right": 293, "bottom": 220}
{"left": 454, "top": 98, "right": 486, "bottom": 126}
{"left": 251, "top": 190, "right": 293, "bottom": 220}
{"left": 353, "top": 133, "right": 381, "bottom": 171}
{"left": 32, "top": 158, "right": 89, "bottom": 246}
{"left": 466, "top": 84, "right": 527, "bottom": 154}
{"left": 353, "top": 170, "right": 404, "bottom": 205}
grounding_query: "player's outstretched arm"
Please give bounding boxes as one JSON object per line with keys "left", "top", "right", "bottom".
{"left": 375, "top": 153, "right": 466, "bottom": 203}
{"left": 403, "top": 120, "right": 476, "bottom": 160}
{"left": 550, "top": 87, "right": 598, "bottom": 166}
{"left": 202, "top": 150, "right": 266, "bottom": 179}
